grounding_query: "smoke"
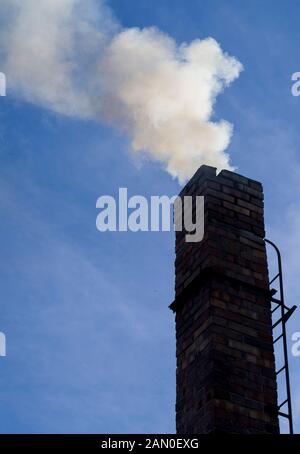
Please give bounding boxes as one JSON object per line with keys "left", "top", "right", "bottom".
{"left": 0, "top": 0, "right": 243, "bottom": 182}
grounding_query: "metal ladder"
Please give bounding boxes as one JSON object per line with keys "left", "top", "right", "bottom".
{"left": 265, "top": 239, "right": 297, "bottom": 434}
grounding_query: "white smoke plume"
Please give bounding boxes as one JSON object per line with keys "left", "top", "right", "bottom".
{"left": 0, "top": 0, "right": 243, "bottom": 182}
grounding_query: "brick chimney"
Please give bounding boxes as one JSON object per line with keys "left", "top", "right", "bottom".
{"left": 170, "top": 165, "right": 279, "bottom": 434}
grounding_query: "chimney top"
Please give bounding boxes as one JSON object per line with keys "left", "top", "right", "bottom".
{"left": 179, "top": 165, "right": 262, "bottom": 197}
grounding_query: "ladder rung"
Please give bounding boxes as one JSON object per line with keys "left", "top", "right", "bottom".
{"left": 272, "top": 318, "right": 282, "bottom": 330}
{"left": 274, "top": 333, "right": 283, "bottom": 344}
{"left": 269, "top": 273, "right": 280, "bottom": 285}
{"left": 272, "top": 304, "right": 280, "bottom": 314}
{"left": 278, "top": 398, "right": 288, "bottom": 410}
{"left": 276, "top": 365, "right": 286, "bottom": 375}
{"left": 271, "top": 297, "right": 282, "bottom": 305}
{"left": 278, "top": 411, "right": 289, "bottom": 419}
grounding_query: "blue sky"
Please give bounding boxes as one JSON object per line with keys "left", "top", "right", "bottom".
{"left": 0, "top": 0, "right": 300, "bottom": 434}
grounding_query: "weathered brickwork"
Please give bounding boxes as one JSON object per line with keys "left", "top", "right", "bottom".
{"left": 171, "top": 165, "right": 279, "bottom": 434}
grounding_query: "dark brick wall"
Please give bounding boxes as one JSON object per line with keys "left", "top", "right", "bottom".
{"left": 171, "top": 165, "right": 279, "bottom": 434}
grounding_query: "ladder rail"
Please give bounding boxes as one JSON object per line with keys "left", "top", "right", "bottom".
{"left": 265, "top": 238, "right": 295, "bottom": 435}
